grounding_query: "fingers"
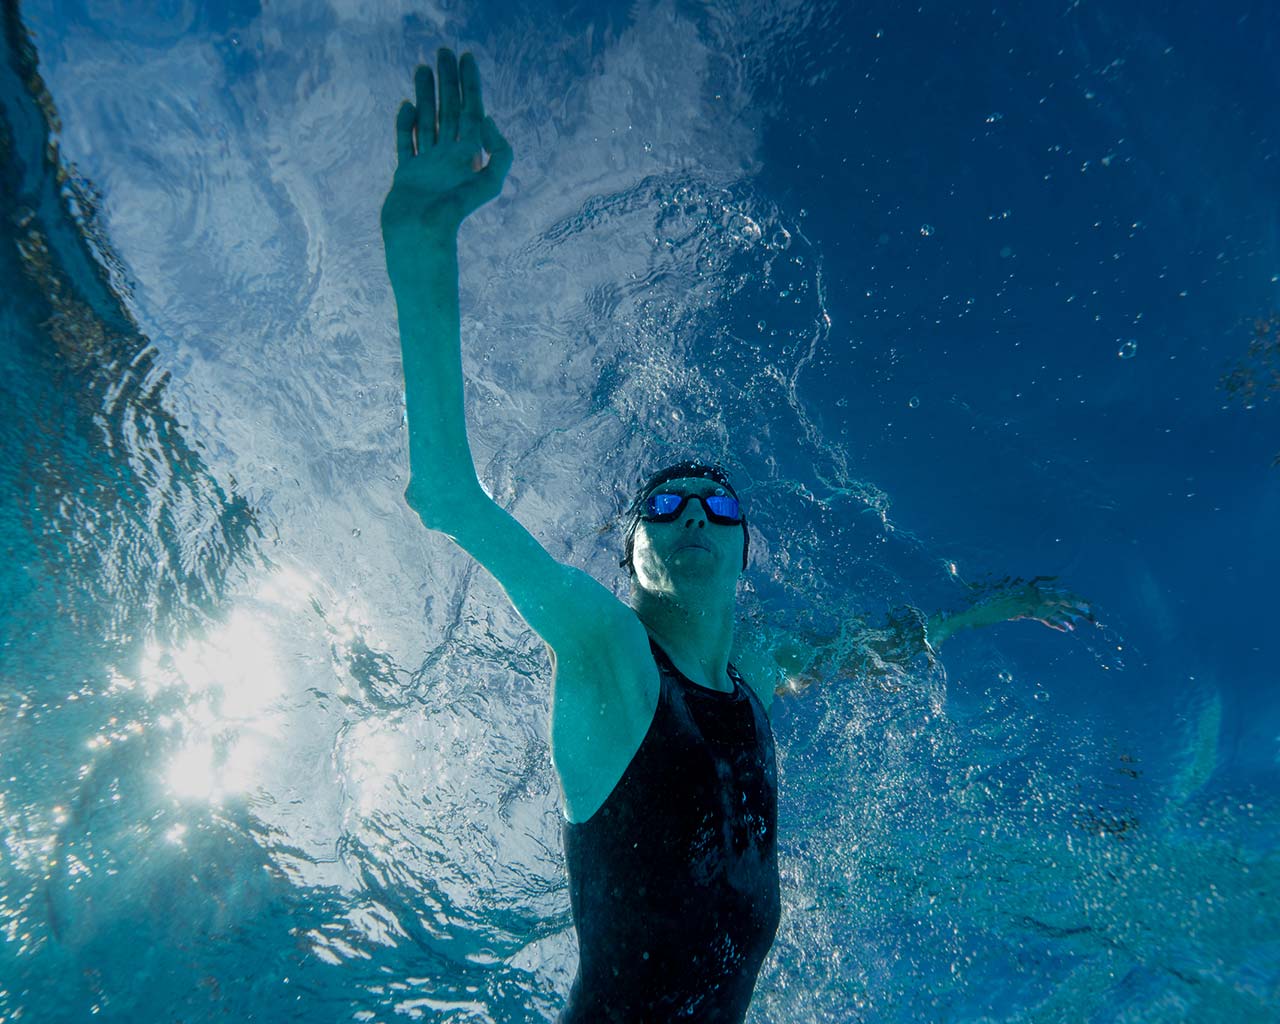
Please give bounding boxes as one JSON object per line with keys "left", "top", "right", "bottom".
{"left": 407, "top": 50, "right": 478, "bottom": 151}
{"left": 437, "top": 48, "right": 461, "bottom": 142}
{"left": 459, "top": 51, "right": 486, "bottom": 131}
{"left": 394, "top": 51, "right": 511, "bottom": 215}
{"left": 394, "top": 101, "right": 416, "bottom": 162}
{"left": 1048, "top": 607, "right": 1093, "bottom": 631}
{"left": 414, "top": 64, "right": 436, "bottom": 147}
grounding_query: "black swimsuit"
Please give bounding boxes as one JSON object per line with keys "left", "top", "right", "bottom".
{"left": 559, "top": 637, "right": 781, "bottom": 1023}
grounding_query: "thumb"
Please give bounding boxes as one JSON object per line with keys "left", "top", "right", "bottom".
{"left": 460, "top": 116, "right": 513, "bottom": 207}
{"left": 479, "top": 116, "right": 513, "bottom": 184}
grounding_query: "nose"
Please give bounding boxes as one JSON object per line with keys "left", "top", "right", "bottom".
{"left": 683, "top": 501, "right": 707, "bottom": 528}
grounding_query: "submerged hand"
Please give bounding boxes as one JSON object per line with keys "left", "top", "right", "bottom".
{"left": 926, "top": 575, "right": 1094, "bottom": 652}
{"left": 1002, "top": 576, "right": 1095, "bottom": 632}
{"left": 380, "top": 49, "right": 513, "bottom": 249}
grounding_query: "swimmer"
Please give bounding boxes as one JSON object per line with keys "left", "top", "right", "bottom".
{"left": 380, "top": 48, "right": 1092, "bottom": 1023}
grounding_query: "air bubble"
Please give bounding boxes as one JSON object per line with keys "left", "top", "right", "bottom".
{"left": 908, "top": 396, "right": 920, "bottom": 409}
{"left": 1117, "top": 339, "right": 1138, "bottom": 359}
{"left": 730, "top": 214, "right": 761, "bottom": 243}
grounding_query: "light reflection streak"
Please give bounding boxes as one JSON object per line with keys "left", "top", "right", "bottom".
{"left": 126, "top": 563, "right": 356, "bottom": 804}
{"left": 344, "top": 717, "right": 409, "bottom": 819}
{"left": 77, "top": 560, "right": 414, "bottom": 908}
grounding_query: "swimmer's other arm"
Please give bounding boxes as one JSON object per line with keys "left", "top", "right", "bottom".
{"left": 763, "top": 577, "right": 1093, "bottom": 701}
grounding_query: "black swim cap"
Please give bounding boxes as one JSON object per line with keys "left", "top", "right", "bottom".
{"left": 620, "top": 461, "right": 749, "bottom": 575}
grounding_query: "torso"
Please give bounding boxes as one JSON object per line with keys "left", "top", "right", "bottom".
{"left": 556, "top": 632, "right": 782, "bottom": 1021}
{"left": 550, "top": 612, "right": 774, "bottom": 824}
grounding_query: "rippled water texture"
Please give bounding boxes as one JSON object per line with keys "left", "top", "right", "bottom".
{"left": 2, "top": 0, "right": 1277, "bottom": 1021}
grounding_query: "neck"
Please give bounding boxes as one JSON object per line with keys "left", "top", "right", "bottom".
{"left": 631, "top": 585, "right": 736, "bottom": 690}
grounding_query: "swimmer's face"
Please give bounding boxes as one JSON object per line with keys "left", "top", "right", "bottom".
{"left": 631, "top": 477, "right": 744, "bottom": 592}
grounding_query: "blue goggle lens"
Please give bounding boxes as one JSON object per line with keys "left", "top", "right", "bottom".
{"left": 643, "top": 492, "right": 742, "bottom": 523}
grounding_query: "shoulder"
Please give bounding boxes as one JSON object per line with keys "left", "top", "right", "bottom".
{"left": 730, "top": 641, "right": 778, "bottom": 716}
{"left": 550, "top": 608, "right": 662, "bottom": 822}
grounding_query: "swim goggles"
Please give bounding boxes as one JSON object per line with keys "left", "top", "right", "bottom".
{"left": 639, "top": 491, "right": 743, "bottom": 525}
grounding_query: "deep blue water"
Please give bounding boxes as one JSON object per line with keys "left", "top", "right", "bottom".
{"left": 1, "top": 0, "right": 1277, "bottom": 1021}
{"left": 756, "top": 2, "right": 1280, "bottom": 783}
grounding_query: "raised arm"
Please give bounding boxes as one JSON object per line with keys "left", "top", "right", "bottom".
{"left": 381, "top": 50, "right": 640, "bottom": 661}
{"left": 381, "top": 49, "right": 510, "bottom": 519}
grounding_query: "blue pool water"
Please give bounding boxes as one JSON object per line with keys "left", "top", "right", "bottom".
{"left": 1, "top": 0, "right": 1277, "bottom": 1020}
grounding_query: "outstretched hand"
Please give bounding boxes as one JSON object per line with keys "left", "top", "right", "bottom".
{"left": 381, "top": 49, "right": 513, "bottom": 248}
{"left": 1001, "top": 576, "right": 1095, "bottom": 633}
